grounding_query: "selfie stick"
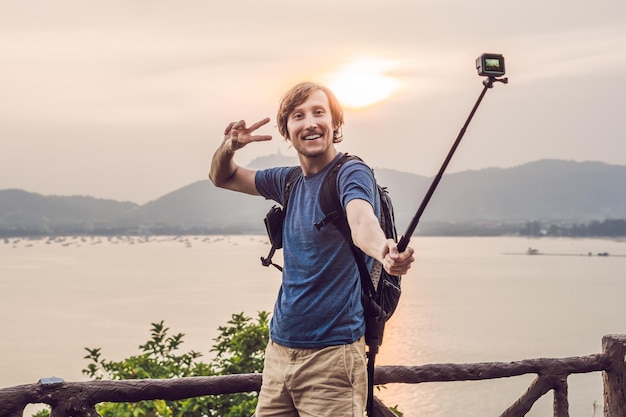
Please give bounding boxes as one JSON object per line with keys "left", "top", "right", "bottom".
{"left": 397, "top": 74, "right": 508, "bottom": 252}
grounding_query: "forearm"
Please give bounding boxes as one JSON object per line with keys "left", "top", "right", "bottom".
{"left": 347, "top": 200, "right": 389, "bottom": 263}
{"left": 209, "top": 139, "right": 237, "bottom": 187}
{"left": 352, "top": 219, "right": 389, "bottom": 264}
{"left": 347, "top": 198, "right": 415, "bottom": 276}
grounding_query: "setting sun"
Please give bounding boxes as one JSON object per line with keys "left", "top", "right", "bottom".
{"left": 326, "top": 58, "right": 402, "bottom": 109}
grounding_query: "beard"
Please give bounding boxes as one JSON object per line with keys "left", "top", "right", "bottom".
{"left": 297, "top": 147, "right": 327, "bottom": 158}
{"left": 292, "top": 134, "right": 334, "bottom": 159}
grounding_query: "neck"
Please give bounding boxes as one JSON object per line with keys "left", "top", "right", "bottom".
{"left": 298, "top": 148, "right": 339, "bottom": 176}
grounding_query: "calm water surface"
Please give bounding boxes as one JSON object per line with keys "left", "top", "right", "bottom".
{"left": 1, "top": 235, "right": 625, "bottom": 417}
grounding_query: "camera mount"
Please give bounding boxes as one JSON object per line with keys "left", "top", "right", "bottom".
{"left": 397, "top": 54, "right": 508, "bottom": 251}
{"left": 483, "top": 75, "right": 508, "bottom": 88}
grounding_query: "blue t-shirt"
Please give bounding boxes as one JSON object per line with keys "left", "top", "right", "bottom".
{"left": 255, "top": 153, "right": 380, "bottom": 348}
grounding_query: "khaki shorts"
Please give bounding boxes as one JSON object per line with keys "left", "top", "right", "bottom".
{"left": 255, "top": 337, "right": 367, "bottom": 417}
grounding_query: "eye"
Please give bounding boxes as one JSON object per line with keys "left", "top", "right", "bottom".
{"left": 291, "top": 112, "right": 304, "bottom": 120}
{"left": 314, "top": 109, "right": 325, "bottom": 116}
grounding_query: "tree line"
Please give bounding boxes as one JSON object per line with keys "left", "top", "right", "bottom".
{"left": 3, "top": 218, "right": 626, "bottom": 238}
{"left": 520, "top": 219, "right": 626, "bottom": 237}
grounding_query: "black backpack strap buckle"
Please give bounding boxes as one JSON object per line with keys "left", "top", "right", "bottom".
{"left": 314, "top": 211, "right": 342, "bottom": 231}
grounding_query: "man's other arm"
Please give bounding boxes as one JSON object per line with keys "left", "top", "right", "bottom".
{"left": 346, "top": 199, "right": 415, "bottom": 276}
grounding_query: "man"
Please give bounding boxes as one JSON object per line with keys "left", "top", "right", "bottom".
{"left": 210, "top": 81, "right": 415, "bottom": 416}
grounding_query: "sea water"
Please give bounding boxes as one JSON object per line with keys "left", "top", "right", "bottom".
{"left": 1, "top": 235, "right": 624, "bottom": 417}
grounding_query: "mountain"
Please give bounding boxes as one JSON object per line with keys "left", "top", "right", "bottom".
{"left": 2, "top": 158, "right": 626, "bottom": 236}
{"left": 410, "top": 159, "right": 626, "bottom": 222}
{"left": 0, "top": 189, "right": 138, "bottom": 234}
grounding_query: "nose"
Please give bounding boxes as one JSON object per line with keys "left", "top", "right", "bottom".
{"left": 304, "top": 115, "right": 317, "bottom": 129}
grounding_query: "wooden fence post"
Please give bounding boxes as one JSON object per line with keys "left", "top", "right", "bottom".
{"left": 552, "top": 376, "right": 569, "bottom": 417}
{"left": 602, "top": 334, "right": 626, "bottom": 417}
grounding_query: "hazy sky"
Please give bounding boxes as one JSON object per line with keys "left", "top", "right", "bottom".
{"left": 1, "top": 0, "right": 625, "bottom": 204}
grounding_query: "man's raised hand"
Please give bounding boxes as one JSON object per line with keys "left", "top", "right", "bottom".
{"left": 223, "top": 117, "right": 273, "bottom": 152}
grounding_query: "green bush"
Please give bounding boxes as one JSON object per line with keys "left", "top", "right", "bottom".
{"left": 35, "top": 312, "right": 269, "bottom": 417}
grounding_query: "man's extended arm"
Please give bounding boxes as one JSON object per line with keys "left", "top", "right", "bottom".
{"left": 346, "top": 199, "right": 415, "bottom": 276}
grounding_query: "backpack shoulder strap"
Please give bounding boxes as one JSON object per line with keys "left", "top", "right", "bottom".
{"left": 314, "top": 153, "right": 361, "bottom": 239}
{"left": 260, "top": 166, "right": 302, "bottom": 271}
{"left": 283, "top": 166, "right": 303, "bottom": 207}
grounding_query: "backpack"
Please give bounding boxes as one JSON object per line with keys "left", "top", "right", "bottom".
{"left": 260, "top": 153, "right": 401, "bottom": 416}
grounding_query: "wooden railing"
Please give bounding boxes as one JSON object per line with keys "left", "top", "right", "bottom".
{"left": 1, "top": 334, "right": 624, "bottom": 417}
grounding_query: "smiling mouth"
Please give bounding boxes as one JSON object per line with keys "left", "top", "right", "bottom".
{"left": 303, "top": 134, "right": 322, "bottom": 141}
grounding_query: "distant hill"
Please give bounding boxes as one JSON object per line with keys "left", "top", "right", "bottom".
{"left": 2, "top": 157, "right": 626, "bottom": 236}
{"left": 411, "top": 159, "right": 626, "bottom": 222}
{"left": 0, "top": 189, "right": 138, "bottom": 234}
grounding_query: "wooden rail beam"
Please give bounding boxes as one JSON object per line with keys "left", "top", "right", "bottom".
{"left": 0, "top": 374, "right": 263, "bottom": 417}
{"left": 374, "top": 354, "right": 608, "bottom": 385}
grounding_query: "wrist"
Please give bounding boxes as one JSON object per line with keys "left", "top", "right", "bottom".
{"left": 222, "top": 139, "right": 236, "bottom": 154}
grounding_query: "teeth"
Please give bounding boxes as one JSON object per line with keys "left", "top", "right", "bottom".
{"left": 304, "top": 134, "right": 321, "bottom": 140}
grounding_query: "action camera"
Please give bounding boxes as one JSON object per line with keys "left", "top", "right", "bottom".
{"left": 476, "top": 53, "right": 505, "bottom": 77}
